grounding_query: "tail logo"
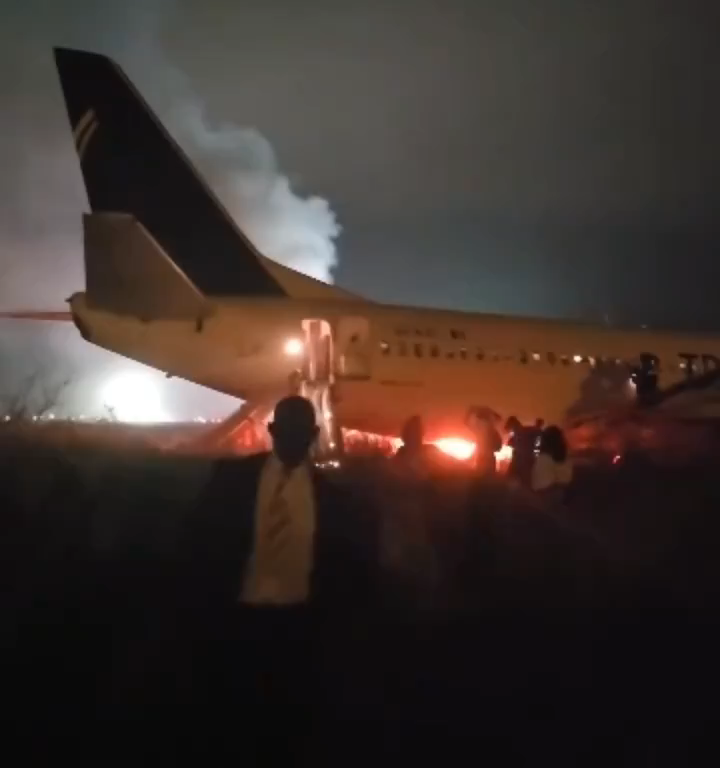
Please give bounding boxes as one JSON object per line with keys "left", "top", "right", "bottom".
{"left": 72, "top": 108, "right": 99, "bottom": 162}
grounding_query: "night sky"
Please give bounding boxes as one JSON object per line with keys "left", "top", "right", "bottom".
{"left": 1, "top": 0, "right": 718, "bottom": 416}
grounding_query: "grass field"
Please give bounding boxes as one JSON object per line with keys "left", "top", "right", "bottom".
{"left": 2, "top": 426, "right": 719, "bottom": 764}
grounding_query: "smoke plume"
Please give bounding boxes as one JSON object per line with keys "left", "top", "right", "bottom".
{"left": 109, "top": 2, "right": 342, "bottom": 285}
{"left": 169, "top": 102, "right": 341, "bottom": 282}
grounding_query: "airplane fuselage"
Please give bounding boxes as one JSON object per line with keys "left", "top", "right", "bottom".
{"left": 69, "top": 292, "right": 720, "bottom": 442}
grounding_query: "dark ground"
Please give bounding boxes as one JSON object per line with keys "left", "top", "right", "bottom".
{"left": 2, "top": 437, "right": 720, "bottom": 766}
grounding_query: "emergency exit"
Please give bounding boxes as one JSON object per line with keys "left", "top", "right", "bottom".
{"left": 335, "top": 316, "right": 372, "bottom": 380}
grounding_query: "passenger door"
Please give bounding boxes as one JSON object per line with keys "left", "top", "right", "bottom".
{"left": 335, "top": 316, "right": 372, "bottom": 380}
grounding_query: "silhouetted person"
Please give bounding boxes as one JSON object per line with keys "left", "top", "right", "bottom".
{"left": 474, "top": 417, "right": 502, "bottom": 476}
{"left": 531, "top": 418, "right": 545, "bottom": 452}
{"left": 394, "top": 415, "right": 447, "bottom": 473}
{"left": 506, "top": 416, "right": 536, "bottom": 488}
{"left": 181, "top": 395, "right": 377, "bottom": 764}
{"left": 531, "top": 425, "right": 573, "bottom": 503}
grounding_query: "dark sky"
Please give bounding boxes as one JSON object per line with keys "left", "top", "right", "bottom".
{"left": 0, "top": 0, "right": 719, "bottom": 415}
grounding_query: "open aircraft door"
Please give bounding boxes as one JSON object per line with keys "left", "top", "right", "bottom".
{"left": 335, "top": 316, "right": 372, "bottom": 380}
{"left": 301, "top": 319, "right": 333, "bottom": 384}
{"left": 299, "top": 319, "right": 339, "bottom": 456}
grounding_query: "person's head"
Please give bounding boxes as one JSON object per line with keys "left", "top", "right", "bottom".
{"left": 400, "top": 414, "right": 424, "bottom": 451}
{"left": 267, "top": 396, "right": 319, "bottom": 468}
{"left": 505, "top": 416, "right": 522, "bottom": 434}
{"left": 538, "top": 425, "right": 568, "bottom": 463}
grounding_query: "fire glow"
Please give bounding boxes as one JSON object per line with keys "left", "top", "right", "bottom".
{"left": 228, "top": 418, "right": 513, "bottom": 467}
{"left": 343, "top": 429, "right": 513, "bottom": 466}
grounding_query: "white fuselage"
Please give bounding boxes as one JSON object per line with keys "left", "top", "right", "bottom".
{"left": 70, "top": 293, "right": 720, "bottom": 441}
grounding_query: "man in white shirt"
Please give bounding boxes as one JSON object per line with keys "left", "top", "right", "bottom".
{"left": 183, "top": 395, "right": 377, "bottom": 764}
{"left": 241, "top": 397, "right": 319, "bottom": 607}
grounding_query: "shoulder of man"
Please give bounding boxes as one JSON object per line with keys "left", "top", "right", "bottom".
{"left": 200, "top": 452, "right": 269, "bottom": 501}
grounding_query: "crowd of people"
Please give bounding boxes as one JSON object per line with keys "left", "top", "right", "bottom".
{"left": 396, "top": 409, "right": 574, "bottom": 503}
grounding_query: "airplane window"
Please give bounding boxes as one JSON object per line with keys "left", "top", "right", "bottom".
{"left": 430, "top": 345, "right": 440, "bottom": 358}
{"left": 476, "top": 349, "right": 485, "bottom": 361}
{"left": 398, "top": 342, "right": 407, "bottom": 356}
{"left": 547, "top": 352, "right": 557, "bottom": 365}
{"left": 414, "top": 343, "right": 423, "bottom": 358}
{"left": 459, "top": 347, "right": 467, "bottom": 359}
{"left": 380, "top": 341, "right": 390, "bottom": 355}
{"left": 519, "top": 350, "right": 528, "bottom": 364}
{"left": 678, "top": 356, "right": 694, "bottom": 373}
{"left": 450, "top": 329, "right": 466, "bottom": 340}
{"left": 532, "top": 352, "right": 541, "bottom": 362}
{"left": 572, "top": 354, "right": 583, "bottom": 363}
{"left": 560, "top": 355, "right": 570, "bottom": 366}
{"left": 446, "top": 350, "right": 455, "bottom": 359}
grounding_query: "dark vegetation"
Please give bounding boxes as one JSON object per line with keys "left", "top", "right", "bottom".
{"left": 2, "top": 429, "right": 720, "bottom": 765}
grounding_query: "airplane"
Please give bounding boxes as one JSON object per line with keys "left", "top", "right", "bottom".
{"left": 3, "top": 46, "right": 720, "bottom": 459}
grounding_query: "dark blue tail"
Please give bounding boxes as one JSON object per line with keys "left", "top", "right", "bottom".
{"left": 53, "top": 47, "right": 286, "bottom": 299}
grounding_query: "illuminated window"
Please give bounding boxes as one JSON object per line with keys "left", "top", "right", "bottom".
{"left": 459, "top": 347, "right": 467, "bottom": 359}
{"left": 678, "top": 356, "right": 695, "bottom": 373}
{"left": 532, "top": 352, "right": 541, "bottom": 362}
{"left": 414, "top": 343, "right": 423, "bottom": 358}
{"left": 380, "top": 341, "right": 390, "bottom": 355}
{"left": 572, "top": 354, "right": 583, "bottom": 364}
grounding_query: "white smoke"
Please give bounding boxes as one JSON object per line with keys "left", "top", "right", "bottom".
{"left": 103, "top": 0, "right": 342, "bottom": 285}
{"left": 168, "top": 101, "right": 341, "bottom": 283}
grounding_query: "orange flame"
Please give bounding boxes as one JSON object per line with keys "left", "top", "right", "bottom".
{"left": 432, "top": 437, "right": 476, "bottom": 461}
{"left": 495, "top": 443, "right": 514, "bottom": 466}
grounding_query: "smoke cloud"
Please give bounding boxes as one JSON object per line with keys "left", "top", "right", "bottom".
{"left": 109, "top": 1, "right": 342, "bottom": 285}
{"left": 169, "top": 102, "right": 341, "bottom": 282}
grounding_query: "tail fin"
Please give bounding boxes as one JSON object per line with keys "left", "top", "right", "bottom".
{"left": 53, "top": 47, "right": 286, "bottom": 299}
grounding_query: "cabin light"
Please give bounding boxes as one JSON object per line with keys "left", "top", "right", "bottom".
{"left": 283, "top": 338, "right": 304, "bottom": 356}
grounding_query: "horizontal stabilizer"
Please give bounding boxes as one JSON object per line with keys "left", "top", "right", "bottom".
{"left": 83, "top": 212, "right": 207, "bottom": 320}
{"left": 0, "top": 311, "right": 73, "bottom": 321}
